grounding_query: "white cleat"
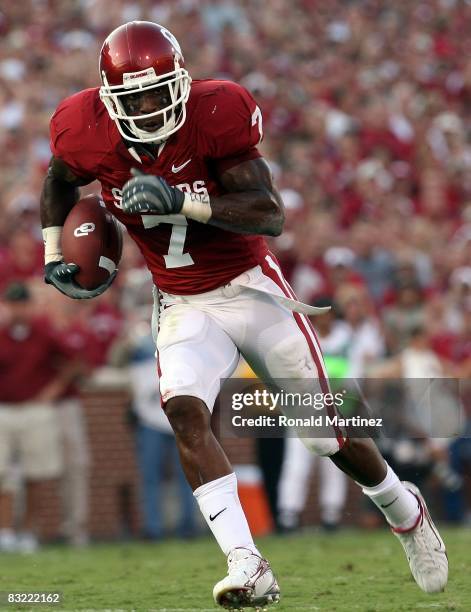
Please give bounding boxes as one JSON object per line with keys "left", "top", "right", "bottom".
{"left": 213, "top": 547, "right": 280, "bottom": 609}
{"left": 392, "top": 482, "right": 448, "bottom": 593}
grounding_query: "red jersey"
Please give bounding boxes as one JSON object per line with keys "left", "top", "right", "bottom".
{"left": 50, "top": 80, "right": 268, "bottom": 294}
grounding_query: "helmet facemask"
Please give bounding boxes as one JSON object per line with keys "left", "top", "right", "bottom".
{"left": 100, "top": 62, "right": 191, "bottom": 144}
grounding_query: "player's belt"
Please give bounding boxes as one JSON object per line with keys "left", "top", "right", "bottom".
{"left": 154, "top": 262, "right": 331, "bottom": 316}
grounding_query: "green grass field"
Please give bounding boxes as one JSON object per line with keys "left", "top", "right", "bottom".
{"left": 1, "top": 528, "right": 469, "bottom": 611}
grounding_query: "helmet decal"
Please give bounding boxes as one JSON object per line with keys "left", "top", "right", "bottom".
{"left": 122, "top": 67, "right": 158, "bottom": 88}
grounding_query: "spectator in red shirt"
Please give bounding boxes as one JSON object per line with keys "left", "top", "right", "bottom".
{"left": 0, "top": 282, "right": 81, "bottom": 553}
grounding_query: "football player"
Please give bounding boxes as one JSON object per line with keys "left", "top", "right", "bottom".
{"left": 40, "top": 21, "right": 448, "bottom": 608}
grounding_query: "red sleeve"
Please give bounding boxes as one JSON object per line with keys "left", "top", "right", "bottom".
{"left": 49, "top": 89, "right": 100, "bottom": 181}
{"left": 196, "top": 81, "right": 263, "bottom": 174}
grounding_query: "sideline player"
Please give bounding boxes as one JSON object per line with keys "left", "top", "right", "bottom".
{"left": 40, "top": 21, "right": 448, "bottom": 608}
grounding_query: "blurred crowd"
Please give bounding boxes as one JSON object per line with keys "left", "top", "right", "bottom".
{"left": 0, "top": 0, "right": 470, "bottom": 546}
{"left": 1, "top": 0, "right": 470, "bottom": 367}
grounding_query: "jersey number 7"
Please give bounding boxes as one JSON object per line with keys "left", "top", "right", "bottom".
{"left": 141, "top": 214, "right": 194, "bottom": 268}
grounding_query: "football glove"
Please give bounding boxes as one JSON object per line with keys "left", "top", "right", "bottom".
{"left": 45, "top": 261, "right": 116, "bottom": 300}
{"left": 121, "top": 168, "right": 185, "bottom": 215}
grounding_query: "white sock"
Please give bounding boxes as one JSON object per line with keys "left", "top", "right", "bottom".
{"left": 194, "top": 472, "right": 260, "bottom": 556}
{"left": 361, "top": 464, "right": 420, "bottom": 530}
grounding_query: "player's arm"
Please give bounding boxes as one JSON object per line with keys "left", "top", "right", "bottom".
{"left": 204, "top": 157, "right": 284, "bottom": 236}
{"left": 174, "top": 156, "right": 285, "bottom": 235}
{"left": 40, "top": 156, "right": 86, "bottom": 229}
{"left": 121, "top": 158, "right": 285, "bottom": 236}
{"left": 40, "top": 157, "right": 116, "bottom": 299}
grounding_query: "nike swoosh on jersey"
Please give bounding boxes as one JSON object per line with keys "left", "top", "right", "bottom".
{"left": 209, "top": 507, "right": 227, "bottom": 522}
{"left": 171, "top": 159, "right": 192, "bottom": 173}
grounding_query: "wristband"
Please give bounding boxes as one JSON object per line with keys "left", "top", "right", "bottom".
{"left": 181, "top": 192, "right": 212, "bottom": 223}
{"left": 42, "top": 226, "right": 63, "bottom": 264}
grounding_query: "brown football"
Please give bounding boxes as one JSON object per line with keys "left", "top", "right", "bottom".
{"left": 61, "top": 195, "right": 123, "bottom": 290}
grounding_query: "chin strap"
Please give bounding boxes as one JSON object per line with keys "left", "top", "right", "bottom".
{"left": 123, "top": 137, "right": 158, "bottom": 163}
{"left": 127, "top": 147, "right": 142, "bottom": 163}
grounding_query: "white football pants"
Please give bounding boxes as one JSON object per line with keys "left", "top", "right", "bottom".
{"left": 153, "top": 254, "right": 345, "bottom": 456}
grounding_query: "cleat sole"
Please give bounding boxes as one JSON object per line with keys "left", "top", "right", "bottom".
{"left": 218, "top": 587, "right": 280, "bottom": 609}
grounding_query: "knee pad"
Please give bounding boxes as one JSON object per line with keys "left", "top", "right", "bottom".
{"left": 299, "top": 436, "right": 341, "bottom": 457}
{"left": 263, "top": 326, "right": 316, "bottom": 379}
{"left": 159, "top": 357, "right": 199, "bottom": 403}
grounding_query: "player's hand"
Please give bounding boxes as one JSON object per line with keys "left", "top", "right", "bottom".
{"left": 121, "top": 168, "right": 185, "bottom": 215}
{"left": 44, "top": 261, "right": 116, "bottom": 300}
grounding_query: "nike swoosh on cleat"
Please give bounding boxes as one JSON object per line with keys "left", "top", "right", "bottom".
{"left": 209, "top": 507, "right": 227, "bottom": 522}
{"left": 171, "top": 159, "right": 192, "bottom": 173}
{"left": 381, "top": 496, "right": 399, "bottom": 509}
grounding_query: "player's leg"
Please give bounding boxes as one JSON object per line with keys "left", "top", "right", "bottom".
{"left": 156, "top": 300, "right": 237, "bottom": 481}
{"left": 327, "top": 437, "right": 424, "bottom": 526}
{"left": 156, "top": 299, "right": 279, "bottom": 608}
{"left": 312, "top": 427, "right": 447, "bottom": 592}
{"left": 165, "top": 396, "right": 232, "bottom": 487}
{"left": 242, "top": 255, "right": 447, "bottom": 592}
{"left": 165, "top": 395, "right": 262, "bottom": 556}
{"left": 171, "top": 440, "right": 197, "bottom": 538}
